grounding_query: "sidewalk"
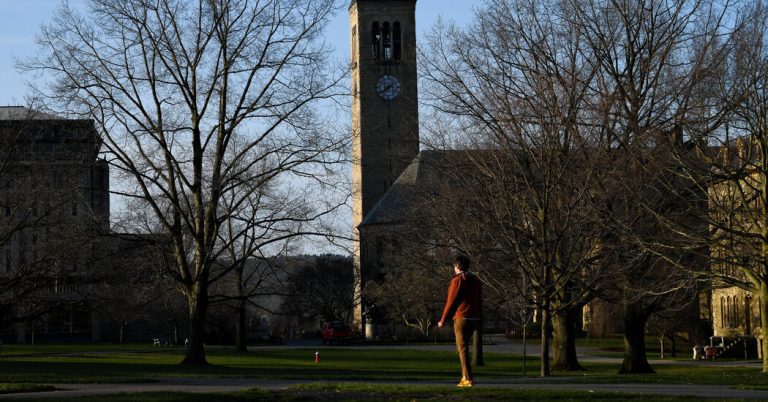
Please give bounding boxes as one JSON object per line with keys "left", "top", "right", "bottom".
{"left": 1, "top": 377, "right": 767, "bottom": 400}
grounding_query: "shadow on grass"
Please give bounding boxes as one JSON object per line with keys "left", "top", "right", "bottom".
{"left": 0, "top": 349, "right": 526, "bottom": 383}
{"left": 0, "top": 348, "right": 766, "bottom": 388}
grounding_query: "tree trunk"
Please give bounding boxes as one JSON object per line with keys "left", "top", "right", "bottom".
{"left": 540, "top": 307, "right": 551, "bottom": 377}
{"left": 182, "top": 283, "right": 209, "bottom": 365}
{"left": 760, "top": 282, "right": 768, "bottom": 373}
{"left": 670, "top": 332, "right": 676, "bottom": 358}
{"left": 235, "top": 298, "right": 247, "bottom": 352}
{"left": 551, "top": 307, "right": 583, "bottom": 371}
{"left": 522, "top": 323, "right": 528, "bottom": 376}
{"left": 472, "top": 323, "right": 484, "bottom": 367}
{"left": 659, "top": 334, "right": 665, "bottom": 359}
{"left": 119, "top": 322, "right": 125, "bottom": 344}
{"left": 619, "top": 305, "right": 654, "bottom": 374}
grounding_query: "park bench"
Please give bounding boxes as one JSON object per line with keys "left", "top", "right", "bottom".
{"left": 152, "top": 338, "right": 172, "bottom": 347}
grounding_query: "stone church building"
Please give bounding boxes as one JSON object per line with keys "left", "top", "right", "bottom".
{"left": 348, "top": 0, "right": 750, "bottom": 348}
{"left": 349, "top": 0, "right": 627, "bottom": 337}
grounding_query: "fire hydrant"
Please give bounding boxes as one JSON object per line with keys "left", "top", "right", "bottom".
{"left": 315, "top": 351, "right": 319, "bottom": 364}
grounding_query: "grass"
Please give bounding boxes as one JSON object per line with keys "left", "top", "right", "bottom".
{"left": 24, "top": 384, "right": 753, "bottom": 402}
{"left": 0, "top": 347, "right": 518, "bottom": 383}
{"left": 0, "top": 343, "right": 765, "bottom": 388}
{"left": 27, "top": 389, "right": 276, "bottom": 402}
{"left": 0, "top": 383, "right": 55, "bottom": 394}
{"left": 286, "top": 383, "right": 749, "bottom": 401}
{"left": 0, "top": 343, "right": 158, "bottom": 356}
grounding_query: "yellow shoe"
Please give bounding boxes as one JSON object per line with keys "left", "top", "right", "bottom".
{"left": 457, "top": 378, "right": 474, "bottom": 388}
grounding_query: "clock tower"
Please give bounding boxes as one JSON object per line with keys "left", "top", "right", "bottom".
{"left": 349, "top": 0, "right": 419, "bottom": 326}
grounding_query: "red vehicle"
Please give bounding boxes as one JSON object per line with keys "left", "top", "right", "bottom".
{"left": 322, "top": 321, "right": 352, "bottom": 345}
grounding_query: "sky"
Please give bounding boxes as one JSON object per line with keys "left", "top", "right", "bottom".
{"left": 0, "top": 0, "right": 483, "bottom": 106}
{"left": 0, "top": 0, "right": 482, "bottom": 254}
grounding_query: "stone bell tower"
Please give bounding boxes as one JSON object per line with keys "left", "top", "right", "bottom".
{"left": 349, "top": 0, "right": 419, "bottom": 327}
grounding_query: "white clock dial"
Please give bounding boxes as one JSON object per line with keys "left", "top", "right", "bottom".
{"left": 376, "top": 74, "right": 401, "bottom": 100}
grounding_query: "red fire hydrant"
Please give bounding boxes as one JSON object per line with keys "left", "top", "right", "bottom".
{"left": 315, "top": 351, "right": 319, "bottom": 364}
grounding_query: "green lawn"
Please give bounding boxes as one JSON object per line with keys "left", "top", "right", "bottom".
{"left": 0, "top": 343, "right": 765, "bottom": 388}
{"left": 0, "top": 383, "right": 55, "bottom": 394}
{"left": 0, "top": 347, "right": 519, "bottom": 383}
{"left": 0, "top": 343, "right": 158, "bottom": 356}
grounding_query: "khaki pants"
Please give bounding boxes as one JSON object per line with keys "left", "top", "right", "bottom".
{"left": 453, "top": 319, "right": 478, "bottom": 380}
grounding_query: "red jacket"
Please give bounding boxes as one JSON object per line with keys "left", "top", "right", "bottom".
{"left": 440, "top": 271, "right": 482, "bottom": 323}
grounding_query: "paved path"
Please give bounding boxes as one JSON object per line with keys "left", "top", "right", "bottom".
{"left": 2, "top": 377, "right": 768, "bottom": 400}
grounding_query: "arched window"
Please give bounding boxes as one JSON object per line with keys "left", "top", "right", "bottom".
{"left": 393, "top": 22, "right": 402, "bottom": 61}
{"left": 371, "top": 22, "right": 381, "bottom": 60}
{"left": 733, "top": 296, "right": 739, "bottom": 326}
{"left": 382, "top": 22, "right": 392, "bottom": 61}
{"left": 726, "top": 296, "right": 732, "bottom": 327}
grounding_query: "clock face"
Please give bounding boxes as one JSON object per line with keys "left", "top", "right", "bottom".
{"left": 376, "top": 75, "right": 401, "bottom": 100}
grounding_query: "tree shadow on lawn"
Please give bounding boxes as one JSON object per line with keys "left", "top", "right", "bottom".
{"left": 1, "top": 353, "right": 765, "bottom": 388}
{"left": 0, "top": 359, "right": 466, "bottom": 383}
{"left": 0, "top": 348, "right": 524, "bottom": 384}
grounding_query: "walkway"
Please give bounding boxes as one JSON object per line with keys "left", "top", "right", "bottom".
{"left": 1, "top": 377, "right": 767, "bottom": 400}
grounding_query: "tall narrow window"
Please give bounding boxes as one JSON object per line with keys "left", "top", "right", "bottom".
{"left": 393, "top": 22, "right": 402, "bottom": 61}
{"left": 371, "top": 22, "right": 381, "bottom": 60}
{"left": 720, "top": 297, "right": 725, "bottom": 328}
{"left": 746, "top": 295, "right": 753, "bottom": 335}
{"left": 351, "top": 24, "right": 358, "bottom": 67}
{"left": 382, "top": 22, "right": 392, "bottom": 61}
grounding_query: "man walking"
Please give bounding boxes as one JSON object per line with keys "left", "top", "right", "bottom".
{"left": 438, "top": 255, "right": 482, "bottom": 387}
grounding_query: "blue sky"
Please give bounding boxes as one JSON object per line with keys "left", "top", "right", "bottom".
{"left": 0, "top": 0, "right": 482, "bottom": 106}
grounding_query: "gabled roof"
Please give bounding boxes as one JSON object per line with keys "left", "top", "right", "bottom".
{"left": 360, "top": 150, "right": 470, "bottom": 227}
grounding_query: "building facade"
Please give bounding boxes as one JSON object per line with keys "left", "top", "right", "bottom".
{"left": 708, "top": 143, "right": 765, "bottom": 356}
{"left": 0, "top": 106, "right": 110, "bottom": 341}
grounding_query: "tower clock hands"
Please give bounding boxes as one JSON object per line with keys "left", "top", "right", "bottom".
{"left": 376, "top": 74, "right": 400, "bottom": 100}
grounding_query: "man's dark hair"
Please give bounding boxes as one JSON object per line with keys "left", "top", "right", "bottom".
{"left": 453, "top": 255, "right": 470, "bottom": 271}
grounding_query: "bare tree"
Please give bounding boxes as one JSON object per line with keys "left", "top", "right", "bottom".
{"left": 677, "top": 0, "right": 768, "bottom": 373}
{"left": 571, "top": 0, "right": 732, "bottom": 373}
{"left": 421, "top": 0, "right": 618, "bottom": 376}
{"left": 23, "top": 0, "right": 346, "bottom": 364}
{"left": 280, "top": 255, "right": 355, "bottom": 327}
{"left": 212, "top": 168, "right": 344, "bottom": 351}
{"left": 91, "top": 233, "right": 175, "bottom": 344}
{"left": 365, "top": 259, "right": 445, "bottom": 338}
